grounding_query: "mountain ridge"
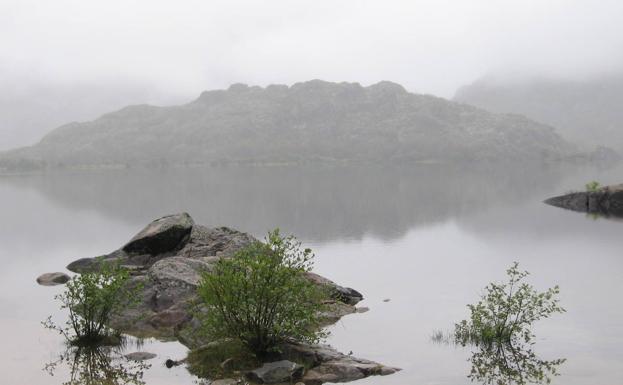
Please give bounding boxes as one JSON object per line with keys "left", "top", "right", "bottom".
{"left": 454, "top": 73, "right": 623, "bottom": 151}
{"left": 0, "top": 80, "right": 586, "bottom": 172}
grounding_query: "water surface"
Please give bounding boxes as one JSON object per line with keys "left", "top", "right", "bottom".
{"left": 1, "top": 163, "right": 622, "bottom": 384}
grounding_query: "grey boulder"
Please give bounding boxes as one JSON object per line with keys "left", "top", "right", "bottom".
{"left": 36, "top": 272, "right": 70, "bottom": 286}
{"left": 123, "top": 213, "right": 194, "bottom": 255}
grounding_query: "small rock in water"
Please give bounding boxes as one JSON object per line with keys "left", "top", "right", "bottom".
{"left": 36, "top": 272, "right": 70, "bottom": 286}
{"left": 383, "top": 298, "right": 391, "bottom": 302}
{"left": 165, "top": 358, "right": 185, "bottom": 368}
{"left": 211, "top": 379, "right": 239, "bottom": 385}
{"left": 246, "top": 360, "right": 304, "bottom": 384}
{"left": 356, "top": 306, "right": 370, "bottom": 313}
{"left": 124, "top": 352, "right": 157, "bottom": 361}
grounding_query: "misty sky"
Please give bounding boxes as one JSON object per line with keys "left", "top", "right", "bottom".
{"left": 1, "top": 0, "right": 623, "bottom": 149}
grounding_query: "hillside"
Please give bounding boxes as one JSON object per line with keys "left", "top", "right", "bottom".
{"left": 0, "top": 80, "right": 579, "bottom": 172}
{"left": 455, "top": 74, "right": 623, "bottom": 151}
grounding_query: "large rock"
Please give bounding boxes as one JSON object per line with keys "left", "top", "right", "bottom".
{"left": 123, "top": 213, "right": 194, "bottom": 255}
{"left": 62, "top": 213, "right": 397, "bottom": 384}
{"left": 36, "top": 272, "right": 70, "bottom": 286}
{"left": 246, "top": 360, "right": 304, "bottom": 384}
{"left": 545, "top": 184, "right": 623, "bottom": 217}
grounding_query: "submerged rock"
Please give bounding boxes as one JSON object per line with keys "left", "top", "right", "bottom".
{"left": 36, "top": 272, "right": 70, "bottom": 286}
{"left": 279, "top": 341, "right": 401, "bottom": 385}
{"left": 246, "top": 360, "right": 304, "bottom": 384}
{"left": 545, "top": 184, "right": 623, "bottom": 217}
{"left": 124, "top": 352, "right": 157, "bottom": 361}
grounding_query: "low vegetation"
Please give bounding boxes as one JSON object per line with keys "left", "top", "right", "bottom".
{"left": 585, "top": 180, "right": 601, "bottom": 192}
{"left": 196, "top": 229, "right": 328, "bottom": 356}
{"left": 44, "top": 260, "right": 140, "bottom": 346}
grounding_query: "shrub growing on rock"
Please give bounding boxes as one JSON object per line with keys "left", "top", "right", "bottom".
{"left": 585, "top": 180, "right": 601, "bottom": 192}
{"left": 44, "top": 260, "right": 140, "bottom": 346}
{"left": 197, "top": 229, "right": 327, "bottom": 355}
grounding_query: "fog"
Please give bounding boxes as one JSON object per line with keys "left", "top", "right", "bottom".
{"left": 1, "top": 0, "right": 623, "bottom": 150}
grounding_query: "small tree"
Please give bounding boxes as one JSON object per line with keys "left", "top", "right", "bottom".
{"left": 44, "top": 260, "right": 139, "bottom": 346}
{"left": 455, "top": 262, "right": 565, "bottom": 347}
{"left": 453, "top": 263, "right": 566, "bottom": 384}
{"left": 197, "top": 229, "right": 327, "bottom": 355}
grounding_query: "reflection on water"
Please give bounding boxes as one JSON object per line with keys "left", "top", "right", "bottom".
{"left": 467, "top": 342, "right": 565, "bottom": 385}
{"left": 44, "top": 344, "right": 150, "bottom": 385}
{"left": 2, "top": 163, "right": 575, "bottom": 241}
{"left": 2, "top": 163, "right": 623, "bottom": 385}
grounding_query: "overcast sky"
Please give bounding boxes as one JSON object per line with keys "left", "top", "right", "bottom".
{"left": 1, "top": 0, "right": 623, "bottom": 149}
{"left": 3, "top": 0, "right": 623, "bottom": 97}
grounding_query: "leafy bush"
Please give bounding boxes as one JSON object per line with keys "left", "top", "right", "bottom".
{"left": 451, "top": 263, "right": 566, "bottom": 384}
{"left": 44, "top": 260, "right": 140, "bottom": 346}
{"left": 585, "top": 180, "right": 601, "bottom": 192}
{"left": 197, "top": 229, "right": 327, "bottom": 355}
{"left": 455, "top": 262, "right": 565, "bottom": 347}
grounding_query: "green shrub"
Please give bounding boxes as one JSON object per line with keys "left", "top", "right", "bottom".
{"left": 451, "top": 263, "right": 566, "bottom": 384}
{"left": 585, "top": 180, "right": 601, "bottom": 192}
{"left": 44, "top": 260, "right": 140, "bottom": 346}
{"left": 197, "top": 229, "right": 328, "bottom": 355}
{"left": 454, "top": 262, "right": 565, "bottom": 347}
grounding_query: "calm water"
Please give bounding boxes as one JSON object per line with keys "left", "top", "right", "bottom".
{"left": 1, "top": 163, "right": 622, "bottom": 384}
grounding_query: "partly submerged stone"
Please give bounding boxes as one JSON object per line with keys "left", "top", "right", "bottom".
{"left": 211, "top": 379, "right": 239, "bottom": 385}
{"left": 305, "top": 272, "right": 363, "bottom": 305}
{"left": 278, "top": 342, "right": 401, "bottom": 385}
{"left": 122, "top": 213, "right": 194, "bottom": 255}
{"left": 36, "top": 272, "right": 70, "bottom": 286}
{"left": 246, "top": 360, "right": 305, "bottom": 384}
{"left": 124, "top": 352, "right": 157, "bottom": 361}
{"left": 545, "top": 183, "right": 623, "bottom": 217}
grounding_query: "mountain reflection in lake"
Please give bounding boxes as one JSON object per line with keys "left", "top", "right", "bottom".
{"left": 2, "top": 163, "right": 623, "bottom": 384}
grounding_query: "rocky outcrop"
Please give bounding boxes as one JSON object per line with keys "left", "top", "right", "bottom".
{"left": 64, "top": 213, "right": 393, "bottom": 384}
{"left": 36, "top": 272, "right": 71, "bottom": 286}
{"left": 279, "top": 342, "right": 401, "bottom": 385}
{"left": 545, "top": 184, "right": 623, "bottom": 217}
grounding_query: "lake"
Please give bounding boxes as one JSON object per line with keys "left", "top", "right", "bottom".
{"left": 1, "top": 163, "right": 622, "bottom": 384}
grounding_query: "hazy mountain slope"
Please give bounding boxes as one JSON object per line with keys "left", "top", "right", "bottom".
{"left": 0, "top": 81, "right": 183, "bottom": 152}
{"left": 0, "top": 80, "right": 577, "bottom": 171}
{"left": 454, "top": 74, "right": 623, "bottom": 151}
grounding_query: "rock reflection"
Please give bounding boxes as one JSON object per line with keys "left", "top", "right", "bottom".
{"left": 44, "top": 345, "right": 151, "bottom": 385}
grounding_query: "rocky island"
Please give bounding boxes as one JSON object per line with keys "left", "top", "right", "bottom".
{"left": 545, "top": 184, "right": 623, "bottom": 217}
{"left": 64, "top": 213, "right": 399, "bottom": 384}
